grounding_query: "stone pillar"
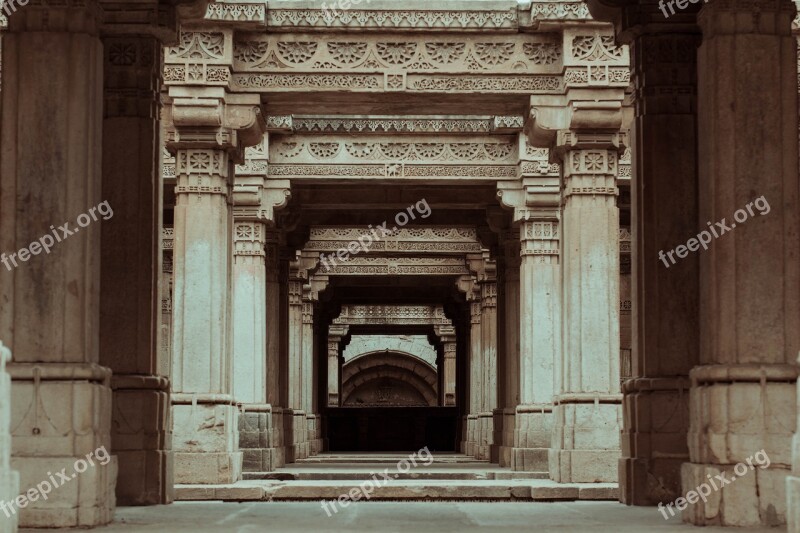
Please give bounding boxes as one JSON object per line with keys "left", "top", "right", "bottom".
{"left": 0, "top": 342, "right": 19, "bottom": 533}
{"left": 500, "top": 233, "right": 520, "bottom": 467}
{"left": 682, "top": 0, "right": 800, "bottom": 525}
{"left": 286, "top": 271, "right": 306, "bottom": 462}
{"left": 435, "top": 326, "right": 457, "bottom": 407}
{"left": 514, "top": 218, "right": 560, "bottom": 473}
{"left": 165, "top": 41, "right": 266, "bottom": 480}
{"left": 479, "top": 278, "right": 498, "bottom": 461}
{"left": 100, "top": 33, "right": 173, "bottom": 505}
{"left": 231, "top": 218, "right": 268, "bottom": 472}
{"left": 466, "top": 291, "right": 482, "bottom": 458}
{"left": 327, "top": 326, "right": 348, "bottom": 407}
{"left": 617, "top": 29, "right": 700, "bottom": 506}
{"left": 301, "top": 290, "right": 314, "bottom": 457}
{"left": 0, "top": 1, "right": 117, "bottom": 525}
{"left": 551, "top": 130, "right": 624, "bottom": 483}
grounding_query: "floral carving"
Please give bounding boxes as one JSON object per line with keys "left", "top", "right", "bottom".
{"left": 523, "top": 43, "right": 561, "bottom": 65}
{"left": 473, "top": 43, "right": 515, "bottom": 65}
{"left": 309, "top": 143, "right": 341, "bottom": 159}
{"left": 328, "top": 42, "right": 368, "bottom": 64}
{"left": 277, "top": 42, "right": 318, "bottom": 64}
{"left": 572, "top": 35, "right": 624, "bottom": 62}
{"left": 168, "top": 32, "right": 224, "bottom": 60}
{"left": 425, "top": 42, "right": 465, "bottom": 64}
{"left": 376, "top": 42, "right": 417, "bottom": 65}
{"left": 234, "top": 41, "right": 269, "bottom": 63}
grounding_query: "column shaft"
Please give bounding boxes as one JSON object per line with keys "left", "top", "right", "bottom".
{"left": 170, "top": 146, "right": 240, "bottom": 484}
{"left": 515, "top": 219, "right": 559, "bottom": 473}
{"left": 552, "top": 145, "right": 622, "bottom": 483}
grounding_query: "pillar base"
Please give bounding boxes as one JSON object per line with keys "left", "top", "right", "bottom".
{"left": 111, "top": 374, "right": 172, "bottom": 505}
{"left": 283, "top": 409, "right": 308, "bottom": 462}
{"left": 491, "top": 408, "right": 507, "bottom": 464}
{"left": 475, "top": 412, "right": 494, "bottom": 460}
{"left": 684, "top": 364, "right": 797, "bottom": 525}
{"left": 512, "top": 404, "right": 552, "bottom": 472}
{"left": 788, "top": 474, "right": 800, "bottom": 533}
{"left": 11, "top": 456, "right": 117, "bottom": 529}
{"left": 239, "top": 405, "right": 286, "bottom": 472}
{"left": 172, "top": 396, "right": 241, "bottom": 484}
{"left": 0, "top": 468, "right": 19, "bottom": 532}
{"left": 9, "top": 364, "right": 116, "bottom": 528}
{"left": 307, "top": 414, "right": 321, "bottom": 456}
{"left": 619, "top": 377, "right": 691, "bottom": 505}
{"left": 464, "top": 415, "right": 479, "bottom": 458}
{"left": 550, "top": 397, "right": 621, "bottom": 482}
{"left": 682, "top": 462, "right": 789, "bottom": 527}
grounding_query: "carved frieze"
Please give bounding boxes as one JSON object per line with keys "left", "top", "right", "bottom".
{"left": 333, "top": 305, "right": 451, "bottom": 325}
{"left": 233, "top": 35, "right": 561, "bottom": 73}
{"left": 270, "top": 136, "right": 518, "bottom": 164}
{"left": 305, "top": 226, "right": 482, "bottom": 254}
{"left": 268, "top": 115, "right": 524, "bottom": 135}
{"left": 266, "top": 8, "right": 518, "bottom": 31}
{"left": 321, "top": 256, "right": 470, "bottom": 276}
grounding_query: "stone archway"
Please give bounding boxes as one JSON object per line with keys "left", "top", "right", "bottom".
{"left": 341, "top": 349, "right": 439, "bottom": 407}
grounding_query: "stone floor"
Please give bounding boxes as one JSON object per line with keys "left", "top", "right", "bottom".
{"left": 25, "top": 501, "right": 782, "bottom": 532}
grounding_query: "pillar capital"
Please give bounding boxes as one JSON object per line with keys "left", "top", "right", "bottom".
{"left": 165, "top": 89, "right": 266, "bottom": 162}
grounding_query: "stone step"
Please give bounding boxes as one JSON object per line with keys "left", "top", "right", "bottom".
{"left": 295, "top": 455, "right": 485, "bottom": 465}
{"left": 243, "top": 471, "right": 549, "bottom": 481}
{"left": 176, "top": 480, "right": 618, "bottom": 502}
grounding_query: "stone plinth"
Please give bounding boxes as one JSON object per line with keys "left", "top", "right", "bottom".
{"left": 0, "top": 342, "right": 18, "bottom": 533}
{"left": 239, "top": 405, "right": 284, "bottom": 472}
{"left": 9, "top": 364, "right": 117, "bottom": 528}
{"left": 110, "top": 375, "right": 172, "bottom": 505}
{"left": 172, "top": 395, "right": 241, "bottom": 485}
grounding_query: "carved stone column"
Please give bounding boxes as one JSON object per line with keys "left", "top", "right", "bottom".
{"left": 515, "top": 218, "right": 560, "bottom": 473}
{"left": 616, "top": 27, "right": 700, "bottom": 506}
{"left": 0, "top": 342, "right": 18, "bottom": 533}
{"left": 327, "top": 326, "right": 349, "bottom": 407}
{"left": 466, "top": 289, "right": 482, "bottom": 458}
{"left": 683, "top": 0, "right": 800, "bottom": 526}
{"left": 286, "top": 266, "right": 306, "bottom": 461}
{"left": 435, "top": 326, "right": 457, "bottom": 407}
{"left": 1, "top": 0, "right": 116, "bottom": 525}
{"left": 301, "top": 287, "right": 316, "bottom": 456}
{"left": 165, "top": 27, "right": 267, "bottom": 483}
{"left": 99, "top": 32, "right": 173, "bottom": 505}
{"left": 500, "top": 232, "right": 520, "bottom": 467}
{"left": 232, "top": 138, "right": 290, "bottom": 473}
{"left": 551, "top": 130, "right": 624, "bottom": 483}
{"left": 479, "top": 276, "right": 498, "bottom": 461}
